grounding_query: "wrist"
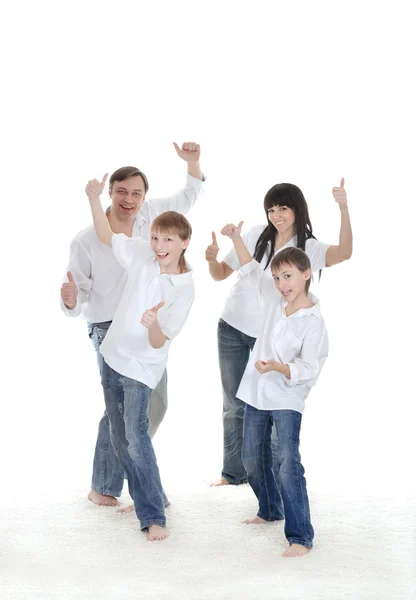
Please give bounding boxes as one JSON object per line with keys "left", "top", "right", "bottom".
{"left": 64, "top": 302, "right": 76, "bottom": 310}
{"left": 339, "top": 202, "right": 349, "bottom": 212}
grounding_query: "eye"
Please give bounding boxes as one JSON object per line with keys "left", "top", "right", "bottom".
{"left": 279, "top": 206, "right": 287, "bottom": 211}
{"left": 284, "top": 274, "right": 291, "bottom": 279}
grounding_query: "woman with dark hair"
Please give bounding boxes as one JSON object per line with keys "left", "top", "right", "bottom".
{"left": 206, "top": 179, "right": 352, "bottom": 489}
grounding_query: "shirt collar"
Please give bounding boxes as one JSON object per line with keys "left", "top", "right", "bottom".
{"left": 282, "top": 293, "right": 321, "bottom": 318}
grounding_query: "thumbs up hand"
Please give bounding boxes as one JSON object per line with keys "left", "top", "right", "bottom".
{"left": 141, "top": 301, "right": 165, "bottom": 329}
{"left": 61, "top": 271, "right": 78, "bottom": 309}
{"left": 221, "top": 221, "right": 244, "bottom": 240}
{"left": 205, "top": 231, "right": 220, "bottom": 262}
{"left": 332, "top": 178, "right": 347, "bottom": 206}
{"left": 85, "top": 174, "right": 109, "bottom": 202}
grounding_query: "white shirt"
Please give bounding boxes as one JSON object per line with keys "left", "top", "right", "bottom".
{"left": 237, "top": 260, "right": 328, "bottom": 413}
{"left": 221, "top": 224, "right": 331, "bottom": 338}
{"left": 60, "top": 174, "right": 203, "bottom": 323}
{"left": 100, "top": 234, "right": 195, "bottom": 389}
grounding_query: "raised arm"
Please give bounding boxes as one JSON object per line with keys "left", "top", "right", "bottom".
{"left": 173, "top": 142, "right": 203, "bottom": 181}
{"left": 325, "top": 178, "right": 353, "bottom": 267}
{"left": 221, "top": 221, "right": 252, "bottom": 266}
{"left": 85, "top": 174, "right": 113, "bottom": 247}
{"left": 205, "top": 231, "right": 234, "bottom": 281}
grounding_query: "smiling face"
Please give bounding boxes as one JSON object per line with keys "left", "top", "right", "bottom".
{"left": 109, "top": 175, "right": 146, "bottom": 221}
{"left": 150, "top": 229, "right": 190, "bottom": 274}
{"left": 271, "top": 261, "right": 311, "bottom": 304}
{"left": 267, "top": 205, "right": 296, "bottom": 237}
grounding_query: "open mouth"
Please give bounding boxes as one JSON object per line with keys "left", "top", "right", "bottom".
{"left": 120, "top": 204, "right": 135, "bottom": 212}
{"left": 156, "top": 252, "right": 169, "bottom": 259}
{"left": 281, "top": 290, "right": 292, "bottom": 297}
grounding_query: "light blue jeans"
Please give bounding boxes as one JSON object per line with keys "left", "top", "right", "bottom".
{"left": 243, "top": 405, "right": 313, "bottom": 548}
{"left": 88, "top": 321, "right": 168, "bottom": 497}
{"left": 101, "top": 360, "right": 166, "bottom": 529}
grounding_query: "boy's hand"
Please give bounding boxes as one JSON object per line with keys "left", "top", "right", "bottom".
{"left": 141, "top": 301, "right": 165, "bottom": 329}
{"left": 173, "top": 142, "right": 201, "bottom": 163}
{"left": 205, "top": 232, "right": 219, "bottom": 262}
{"left": 221, "top": 221, "right": 244, "bottom": 240}
{"left": 61, "top": 271, "right": 78, "bottom": 309}
{"left": 255, "top": 360, "right": 278, "bottom": 374}
{"left": 86, "top": 174, "right": 108, "bottom": 202}
{"left": 332, "top": 178, "right": 347, "bottom": 206}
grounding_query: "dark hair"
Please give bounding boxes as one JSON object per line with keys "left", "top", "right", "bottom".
{"left": 109, "top": 166, "right": 149, "bottom": 194}
{"left": 271, "top": 247, "right": 312, "bottom": 293}
{"left": 151, "top": 211, "right": 192, "bottom": 274}
{"left": 253, "top": 183, "right": 316, "bottom": 269}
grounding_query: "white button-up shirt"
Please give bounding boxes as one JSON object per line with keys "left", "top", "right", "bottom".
{"left": 100, "top": 234, "right": 195, "bottom": 389}
{"left": 221, "top": 224, "right": 330, "bottom": 338}
{"left": 237, "top": 260, "right": 328, "bottom": 413}
{"left": 61, "top": 174, "right": 203, "bottom": 323}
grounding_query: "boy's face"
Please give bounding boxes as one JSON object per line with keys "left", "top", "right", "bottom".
{"left": 109, "top": 175, "right": 146, "bottom": 221}
{"left": 271, "top": 262, "right": 311, "bottom": 303}
{"left": 150, "top": 229, "right": 190, "bottom": 273}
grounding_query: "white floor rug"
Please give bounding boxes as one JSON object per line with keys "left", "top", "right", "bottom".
{"left": 1, "top": 484, "right": 414, "bottom": 600}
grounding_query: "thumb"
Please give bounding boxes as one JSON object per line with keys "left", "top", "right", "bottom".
{"left": 212, "top": 231, "right": 218, "bottom": 245}
{"left": 173, "top": 142, "right": 181, "bottom": 154}
{"left": 101, "top": 173, "right": 109, "bottom": 187}
{"left": 238, "top": 220, "right": 244, "bottom": 230}
{"left": 67, "top": 271, "right": 75, "bottom": 283}
{"left": 340, "top": 177, "right": 345, "bottom": 188}
{"left": 151, "top": 301, "right": 165, "bottom": 313}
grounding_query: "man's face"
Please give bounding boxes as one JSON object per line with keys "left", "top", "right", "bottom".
{"left": 109, "top": 175, "right": 146, "bottom": 220}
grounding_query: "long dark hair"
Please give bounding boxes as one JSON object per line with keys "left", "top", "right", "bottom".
{"left": 253, "top": 183, "right": 316, "bottom": 270}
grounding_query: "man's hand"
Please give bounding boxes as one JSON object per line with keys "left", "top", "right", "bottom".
{"left": 61, "top": 271, "right": 78, "bottom": 309}
{"left": 255, "top": 360, "right": 279, "bottom": 374}
{"left": 173, "top": 142, "right": 201, "bottom": 163}
{"left": 85, "top": 174, "right": 108, "bottom": 202}
{"left": 221, "top": 221, "right": 244, "bottom": 240}
{"left": 332, "top": 178, "right": 347, "bottom": 206}
{"left": 205, "top": 232, "right": 219, "bottom": 262}
{"left": 141, "top": 301, "right": 165, "bottom": 329}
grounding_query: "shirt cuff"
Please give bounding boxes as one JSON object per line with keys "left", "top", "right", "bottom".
{"left": 287, "top": 363, "right": 299, "bottom": 386}
{"left": 186, "top": 172, "right": 206, "bottom": 185}
{"left": 60, "top": 295, "right": 82, "bottom": 318}
{"left": 239, "top": 259, "right": 260, "bottom": 276}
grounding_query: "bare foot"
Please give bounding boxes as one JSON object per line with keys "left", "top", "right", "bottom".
{"left": 243, "top": 516, "right": 267, "bottom": 524}
{"left": 117, "top": 504, "right": 135, "bottom": 514}
{"left": 209, "top": 477, "right": 230, "bottom": 487}
{"left": 88, "top": 490, "right": 120, "bottom": 507}
{"left": 147, "top": 525, "right": 169, "bottom": 541}
{"left": 282, "top": 544, "right": 310, "bottom": 558}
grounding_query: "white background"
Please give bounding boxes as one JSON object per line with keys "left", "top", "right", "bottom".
{"left": 1, "top": 0, "right": 415, "bottom": 501}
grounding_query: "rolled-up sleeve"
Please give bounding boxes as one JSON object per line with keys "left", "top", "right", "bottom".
{"left": 286, "top": 328, "right": 328, "bottom": 386}
{"left": 60, "top": 239, "right": 92, "bottom": 318}
{"left": 159, "top": 289, "right": 195, "bottom": 341}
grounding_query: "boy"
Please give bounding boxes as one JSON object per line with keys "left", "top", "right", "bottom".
{"left": 221, "top": 221, "right": 328, "bottom": 557}
{"left": 86, "top": 174, "right": 195, "bottom": 541}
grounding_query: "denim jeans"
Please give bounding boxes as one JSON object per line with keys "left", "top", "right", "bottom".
{"left": 88, "top": 321, "right": 168, "bottom": 497}
{"left": 218, "top": 319, "right": 282, "bottom": 493}
{"left": 243, "top": 404, "right": 314, "bottom": 548}
{"left": 101, "top": 360, "right": 166, "bottom": 529}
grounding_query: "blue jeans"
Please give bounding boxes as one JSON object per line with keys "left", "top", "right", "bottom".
{"left": 101, "top": 361, "right": 166, "bottom": 529}
{"left": 243, "top": 404, "right": 314, "bottom": 548}
{"left": 218, "top": 320, "right": 282, "bottom": 493}
{"left": 88, "top": 321, "right": 168, "bottom": 497}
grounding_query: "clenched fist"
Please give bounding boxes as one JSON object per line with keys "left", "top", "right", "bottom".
{"left": 61, "top": 271, "right": 78, "bottom": 309}
{"left": 221, "top": 221, "right": 244, "bottom": 240}
{"left": 173, "top": 142, "right": 201, "bottom": 163}
{"left": 205, "top": 232, "right": 219, "bottom": 262}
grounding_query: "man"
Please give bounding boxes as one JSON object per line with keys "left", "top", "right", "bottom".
{"left": 61, "top": 142, "right": 204, "bottom": 507}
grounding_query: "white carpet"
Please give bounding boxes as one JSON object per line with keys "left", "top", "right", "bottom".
{"left": 1, "top": 484, "right": 415, "bottom": 600}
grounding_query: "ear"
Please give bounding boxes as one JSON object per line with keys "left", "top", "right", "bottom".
{"left": 181, "top": 238, "right": 190, "bottom": 250}
{"left": 304, "top": 268, "right": 311, "bottom": 281}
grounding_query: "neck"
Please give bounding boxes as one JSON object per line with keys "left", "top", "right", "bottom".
{"left": 285, "top": 291, "right": 313, "bottom": 316}
{"left": 274, "top": 226, "right": 296, "bottom": 250}
{"left": 107, "top": 210, "right": 135, "bottom": 237}
{"left": 160, "top": 264, "right": 182, "bottom": 275}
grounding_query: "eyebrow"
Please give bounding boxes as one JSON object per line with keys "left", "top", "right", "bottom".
{"left": 116, "top": 186, "right": 143, "bottom": 192}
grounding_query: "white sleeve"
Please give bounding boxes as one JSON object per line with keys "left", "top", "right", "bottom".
{"left": 111, "top": 234, "right": 150, "bottom": 270}
{"left": 159, "top": 288, "right": 195, "bottom": 341}
{"left": 305, "top": 238, "right": 331, "bottom": 273}
{"left": 286, "top": 327, "right": 328, "bottom": 386}
{"left": 144, "top": 174, "right": 204, "bottom": 216}
{"left": 60, "top": 238, "right": 92, "bottom": 318}
{"left": 238, "top": 260, "right": 278, "bottom": 306}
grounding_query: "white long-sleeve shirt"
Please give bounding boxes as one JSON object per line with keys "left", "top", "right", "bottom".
{"left": 236, "top": 260, "right": 328, "bottom": 413}
{"left": 221, "top": 224, "right": 330, "bottom": 338}
{"left": 100, "top": 235, "right": 195, "bottom": 389}
{"left": 60, "top": 174, "right": 204, "bottom": 323}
